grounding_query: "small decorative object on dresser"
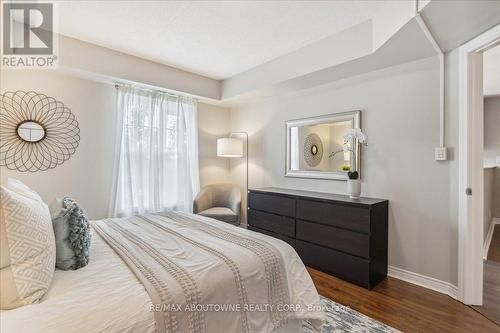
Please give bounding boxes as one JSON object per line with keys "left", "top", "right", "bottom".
{"left": 330, "top": 128, "right": 367, "bottom": 197}
{"left": 247, "top": 187, "right": 388, "bottom": 289}
{"left": 347, "top": 171, "right": 361, "bottom": 199}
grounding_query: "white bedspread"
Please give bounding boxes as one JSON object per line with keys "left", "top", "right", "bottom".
{"left": 1, "top": 213, "right": 323, "bottom": 333}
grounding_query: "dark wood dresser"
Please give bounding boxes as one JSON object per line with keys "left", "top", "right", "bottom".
{"left": 247, "top": 187, "right": 388, "bottom": 289}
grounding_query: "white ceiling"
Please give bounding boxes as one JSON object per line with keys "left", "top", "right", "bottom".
{"left": 484, "top": 44, "right": 500, "bottom": 97}
{"left": 58, "top": 1, "right": 388, "bottom": 80}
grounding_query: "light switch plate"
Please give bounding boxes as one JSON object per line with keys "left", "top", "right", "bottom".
{"left": 435, "top": 147, "right": 448, "bottom": 161}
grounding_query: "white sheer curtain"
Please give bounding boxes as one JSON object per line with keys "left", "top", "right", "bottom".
{"left": 109, "top": 85, "right": 200, "bottom": 217}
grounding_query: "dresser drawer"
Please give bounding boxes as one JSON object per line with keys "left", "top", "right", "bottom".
{"left": 248, "top": 209, "right": 295, "bottom": 238}
{"left": 296, "top": 219, "right": 369, "bottom": 258}
{"left": 248, "top": 226, "right": 295, "bottom": 248}
{"left": 296, "top": 240, "right": 370, "bottom": 288}
{"left": 248, "top": 192, "right": 295, "bottom": 217}
{"left": 296, "top": 199, "right": 370, "bottom": 233}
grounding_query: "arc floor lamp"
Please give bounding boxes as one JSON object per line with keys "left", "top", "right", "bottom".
{"left": 217, "top": 132, "right": 249, "bottom": 225}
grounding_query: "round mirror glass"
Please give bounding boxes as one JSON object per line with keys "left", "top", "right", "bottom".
{"left": 17, "top": 121, "right": 45, "bottom": 142}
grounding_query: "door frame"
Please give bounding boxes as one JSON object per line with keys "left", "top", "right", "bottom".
{"left": 457, "top": 24, "right": 500, "bottom": 305}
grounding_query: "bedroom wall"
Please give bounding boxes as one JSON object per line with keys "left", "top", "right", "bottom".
{"left": 484, "top": 96, "right": 500, "bottom": 167}
{"left": 484, "top": 168, "right": 495, "bottom": 241}
{"left": 0, "top": 70, "right": 230, "bottom": 219}
{"left": 229, "top": 56, "right": 459, "bottom": 285}
{"left": 483, "top": 96, "right": 500, "bottom": 240}
{"left": 493, "top": 169, "right": 500, "bottom": 219}
{"left": 0, "top": 70, "right": 117, "bottom": 220}
{"left": 198, "top": 103, "right": 231, "bottom": 186}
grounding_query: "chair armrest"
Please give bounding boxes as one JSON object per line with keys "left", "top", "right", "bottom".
{"left": 193, "top": 187, "right": 212, "bottom": 213}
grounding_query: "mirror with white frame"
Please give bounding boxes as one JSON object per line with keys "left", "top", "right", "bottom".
{"left": 285, "top": 111, "right": 361, "bottom": 180}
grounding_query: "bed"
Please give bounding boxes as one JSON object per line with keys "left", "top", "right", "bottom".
{"left": 0, "top": 211, "right": 324, "bottom": 333}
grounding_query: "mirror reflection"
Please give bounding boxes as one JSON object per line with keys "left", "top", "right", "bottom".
{"left": 17, "top": 121, "right": 46, "bottom": 143}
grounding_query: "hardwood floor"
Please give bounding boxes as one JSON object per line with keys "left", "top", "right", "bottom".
{"left": 308, "top": 267, "right": 500, "bottom": 332}
{"left": 472, "top": 260, "right": 500, "bottom": 326}
{"left": 472, "top": 225, "right": 500, "bottom": 325}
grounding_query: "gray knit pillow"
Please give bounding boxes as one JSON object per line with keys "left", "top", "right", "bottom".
{"left": 51, "top": 197, "right": 91, "bottom": 270}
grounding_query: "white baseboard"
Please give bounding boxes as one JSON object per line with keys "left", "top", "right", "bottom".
{"left": 388, "top": 266, "right": 458, "bottom": 299}
{"left": 484, "top": 218, "right": 500, "bottom": 259}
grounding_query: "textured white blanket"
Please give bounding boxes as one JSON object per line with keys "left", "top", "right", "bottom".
{"left": 93, "top": 212, "right": 324, "bottom": 333}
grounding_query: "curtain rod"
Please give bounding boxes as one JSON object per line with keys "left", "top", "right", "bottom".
{"left": 114, "top": 82, "right": 194, "bottom": 100}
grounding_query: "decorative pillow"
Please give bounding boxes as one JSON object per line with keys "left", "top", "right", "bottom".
{"left": 6, "top": 178, "right": 43, "bottom": 202}
{"left": 51, "top": 197, "right": 91, "bottom": 270}
{"left": 48, "top": 197, "right": 63, "bottom": 219}
{"left": 0, "top": 186, "right": 56, "bottom": 310}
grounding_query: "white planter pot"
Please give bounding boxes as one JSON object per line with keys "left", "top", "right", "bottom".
{"left": 347, "top": 179, "right": 361, "bottom": 199}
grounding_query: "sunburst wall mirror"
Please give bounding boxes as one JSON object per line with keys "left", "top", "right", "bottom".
{"left": 0, "top": 91, "right": 80, "bottom": 172}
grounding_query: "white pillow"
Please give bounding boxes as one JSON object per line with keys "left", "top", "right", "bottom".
{"left": 0, "top": 186, "right": 56, "bottom": 309}
{"left": 6, "top": 178, "right": 43, "bottom": 203}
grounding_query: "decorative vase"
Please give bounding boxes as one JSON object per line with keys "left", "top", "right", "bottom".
{"left": 347, "top": 179, "right": 361, "bottom": 199}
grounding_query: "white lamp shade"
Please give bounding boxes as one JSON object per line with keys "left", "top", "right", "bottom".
{"left": 217, "top": 138, "right": 243, "bottom": 157}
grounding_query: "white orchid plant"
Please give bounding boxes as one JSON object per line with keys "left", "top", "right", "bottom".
{"left": 329, "top": 128, "right": 367, "bottom": 179}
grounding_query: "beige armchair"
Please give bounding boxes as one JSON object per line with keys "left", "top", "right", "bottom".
{"left": 193, "top": 184, "right": 241, "bottom": 225}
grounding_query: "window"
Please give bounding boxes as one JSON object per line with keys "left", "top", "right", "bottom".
{"left": 109, "top": 86, "right": 199, "bottom": 217}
